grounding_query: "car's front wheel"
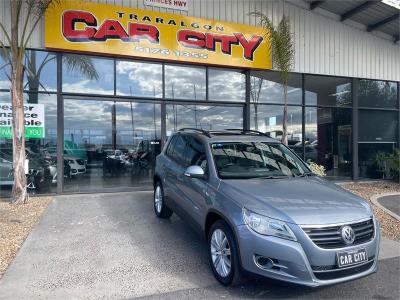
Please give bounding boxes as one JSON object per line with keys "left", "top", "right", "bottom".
{"left": 208, "top": 220, "right": 243, "bottom": 286}
{"left": 154, "top": 182, "right": 173, "bottom": 219}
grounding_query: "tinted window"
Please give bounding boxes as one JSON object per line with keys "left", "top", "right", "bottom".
{"left": 116, "top": 60, "right": 162, "bottom": 97}
{"left": 208, "top": 68, "right": 245, "bottom": 102}
{"left": 250, "top": 71, "right": 302, "bottom": 104}
{"left": 165, "top": 65, "right": 206, "bottom": 100}
{"left": 62, "top": 54, "right": 114, "bottom": 95}
{"left": 305, "top": 75, "right": 352, "bottom": 106}
{"left": 359, "top": 80, "right": 398, "bottom": 109}
{"left": 185, "top": 136, "right": 207, "bottom": 171}
{"left": 359, "top": 110, "right": 398, "bottom": 142}
{"left": 171, "top": 135, "right": 186, "bottom": 165}
{"left": 166, "top": 104, "right": 243, "bottom": 133}
{"left": 166, "top": 136, "right": 176, "bottom": 157}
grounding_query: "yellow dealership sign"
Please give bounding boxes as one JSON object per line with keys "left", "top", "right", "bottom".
{"left": 45, "top": 1, "right": 271, "bottom": 69}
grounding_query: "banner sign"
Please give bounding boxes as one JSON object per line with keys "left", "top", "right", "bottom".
{"left": 0, "top": 103, "right": 45, "bottom": 139}
{"left": 144, "top": 0, "right": 189, "bottom": 11}
{"left": 45, "top": 1, "right": 271, "bottom": 69}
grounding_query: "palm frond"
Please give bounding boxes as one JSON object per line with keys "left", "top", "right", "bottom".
{"left": 251, "top": 11, "right": 295, "bottom": 146}
{"left": 62, "top": 54, "right": 99, "bottom": 80}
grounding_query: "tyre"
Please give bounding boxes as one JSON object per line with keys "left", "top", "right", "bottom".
{"left": 208, "top": 219, "right": 243, "bottom": 286}
{"left": 154, "top": 182, "right": 173, "bottom": 219}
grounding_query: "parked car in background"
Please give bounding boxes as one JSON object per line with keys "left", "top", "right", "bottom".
{"left": 153, "top": 128, "right": 380, "bottom": 287}
{"left": 0, "top": 156, "right": 13, "bottom": 186}
{"left": 65, "top": 156, "right": 86, "bottom": 176}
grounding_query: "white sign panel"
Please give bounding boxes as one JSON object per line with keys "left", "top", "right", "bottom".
{"left": 0, "top": 103, "right": 45, "bottom": 139}
{"left": 144, "top": 0, "right": 189, "bottom": 11}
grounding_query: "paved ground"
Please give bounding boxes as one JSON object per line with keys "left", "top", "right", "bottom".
{"left": 378, "top": 195, "right": 400, "bottom": 217}
{"left": 0, "top": 192, "right": 399, "bottom": 300}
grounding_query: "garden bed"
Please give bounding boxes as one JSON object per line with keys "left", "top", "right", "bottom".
{"left": 341, "top": 182, "right": 400, "bottom": 241}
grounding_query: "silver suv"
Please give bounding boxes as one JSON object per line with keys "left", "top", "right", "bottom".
{"left": 153, "top": 129, "right": 380, "bottom": 287}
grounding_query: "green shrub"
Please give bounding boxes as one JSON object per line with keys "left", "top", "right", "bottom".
{"left": 389, "top": 149, "right": 400, "bottom": 181}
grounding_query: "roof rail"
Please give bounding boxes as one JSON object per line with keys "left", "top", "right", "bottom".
{"left": 178, "top": 128, "right": 211, "bottom": 138}
{"left": 225, "top": 129, "right": 267, "bottom": 136}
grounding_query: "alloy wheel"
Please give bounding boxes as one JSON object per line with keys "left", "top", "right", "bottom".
{"left": 210, "top": 229, "right": 232, "bottom": 277}
{"left": 154, "top": 185, "right": 162, "bottom": 214}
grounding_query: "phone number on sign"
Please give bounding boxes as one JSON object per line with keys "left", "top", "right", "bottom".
{"left": 134, "top": 46, "right": 208, "bottom": 59}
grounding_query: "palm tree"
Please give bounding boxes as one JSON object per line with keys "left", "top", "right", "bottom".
{"left": 251, "top": 12, "right": 294, "bottom": 145}
{"left": 0, "top": 0, "right": 98, "bottom": 204}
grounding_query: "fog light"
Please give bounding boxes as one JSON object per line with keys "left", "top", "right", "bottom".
{"left": 254, "top": 254, "right": 275, "bottom": 269}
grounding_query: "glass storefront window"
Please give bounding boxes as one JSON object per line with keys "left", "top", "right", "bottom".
{"left": 305, "top": 75, "right": 352, "bottom": 106}
{"left": 0, "top": 93, "right": 57, "bottom": 196}
{"left": 23, "top": 50, "right": 57, "bottom": 93}
{"left": 359, "top": 110, "right": 398, "bottom": 142}
{"left": 63, "top": 99, "right": 161, "bottom": 192}
{"left": 165, "top": 65, "right": 206, "bottom": 100}
{"left": 166, "top": 104, "right": 243, "bottom": 135}
{"left": 116, "top": 60, "right": 162, "bottom": 98}
{"left": 208, "top": 68, "right": 245, "bottom": 102}
{"left": 250, "top": 104, "right": 303, "bottom": 154}
{"left": 359, "top": 80, "right": 398, "bottom": 109}
{"left": 62, "top": 54, "right": 114, "bottom": 95}
{"left": 250, "top": 71, "right": 302, "bottom": 105}
{"left": 305, "top": 107, "right": 352, "bottom": 178}
{"left": 0, "top": 55, "right": 11, "bottom": 90}
{"left": 358, "top": 143, "right": 396, "bottom": 179}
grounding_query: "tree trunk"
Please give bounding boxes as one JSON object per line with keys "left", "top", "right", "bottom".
{"left": 281, "top": 85, "right": 288, "bottom": 146}
{"left": 10, "top": 0, "right": 27, "bottom": 204}
{"left": 28, "top": 50, "right": 39, "bottom": 104}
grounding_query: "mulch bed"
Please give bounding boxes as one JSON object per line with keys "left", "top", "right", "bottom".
{"left": 341, "top": 182, "right": 400, "bottom": 241}
{"left": 0, "top": 196, "right": 52, "bottom": 279}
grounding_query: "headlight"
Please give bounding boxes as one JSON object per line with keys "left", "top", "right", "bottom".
{"left": 242, "top": 208, "right": 297, "bottom": 241}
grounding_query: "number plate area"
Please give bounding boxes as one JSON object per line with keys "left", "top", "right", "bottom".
{"left": 337, "top": 248, "right": 368, "bottom": 268}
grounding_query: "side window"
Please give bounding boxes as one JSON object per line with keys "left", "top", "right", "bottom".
{"left": 166, "top": 136, "right": 176, "bottom": 158}
{"left": 185, "top": 136, "right": 208, "bottom": 172}
{"left": 171, "top": 135, "right": 186, "bottom": 165}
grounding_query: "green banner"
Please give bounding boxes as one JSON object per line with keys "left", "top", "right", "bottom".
{"left": 0, "top": 126, "right": 44, "bottom": 139}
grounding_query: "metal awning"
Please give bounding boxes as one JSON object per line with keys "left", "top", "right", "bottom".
{"left": 304, "top": 0, "right": 400, "bottom": 43}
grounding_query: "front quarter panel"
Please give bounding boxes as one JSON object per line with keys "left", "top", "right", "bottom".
{"left": 207, "top": 180, "right": 245, "bottom": 229}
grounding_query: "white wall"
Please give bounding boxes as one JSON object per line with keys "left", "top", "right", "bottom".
{"left": 1, "top": 0, "right": 399, "bottom": 81}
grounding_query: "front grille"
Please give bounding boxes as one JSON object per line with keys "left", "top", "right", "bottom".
{"left": 313, "top": 260, "right": 374, "bottom": 280}
{"left": 302, "top": 219, "right": 374, "bottom": 249}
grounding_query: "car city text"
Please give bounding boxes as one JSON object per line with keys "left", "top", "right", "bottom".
{"left": 61, "top": 10, "right": 264, "bottom": 61}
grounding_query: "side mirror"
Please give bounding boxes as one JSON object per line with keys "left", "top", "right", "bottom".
{"left": 184, "top": 165, "right": 205, "bottom": 179}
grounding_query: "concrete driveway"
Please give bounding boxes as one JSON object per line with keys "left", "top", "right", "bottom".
{"left": 0, "top": 192, "right": 399, "bottom": 299}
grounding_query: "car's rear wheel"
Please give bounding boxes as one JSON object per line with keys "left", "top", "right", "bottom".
{"left": 154, "top": 182, "right": 173, "bottom": 219}
{"left": 208, "top": 220, "right": 243, "bottom": 286}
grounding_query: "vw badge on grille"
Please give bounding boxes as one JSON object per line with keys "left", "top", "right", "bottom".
{"left": 341, "top": 225, "right": 355, "bottom": 245}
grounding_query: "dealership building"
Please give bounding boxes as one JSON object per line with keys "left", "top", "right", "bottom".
{"left": 0, "top": 0, "right": 399, "bottom": 196}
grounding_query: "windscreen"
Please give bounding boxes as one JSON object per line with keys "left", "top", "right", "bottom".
{"left": 211, "top": 142, "right": 309, "bottom": 179}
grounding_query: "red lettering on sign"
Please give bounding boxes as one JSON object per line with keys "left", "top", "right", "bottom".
{"left": 62, "top": 10, "right": 97, "bottom": 42}
{"left": 93, "top": 19, "right": 129, "bottom": 41}
{"left": 128, "top": 23, "right": 160, "bottom": 43}
{"left": 234, "top": 33, "right": 263, "bottom": 60}
{"left": 177, "top": 30, "right": 205, "bottom": 49}
{"left": 177, "top": 30, "right": 263, "bottom": 61}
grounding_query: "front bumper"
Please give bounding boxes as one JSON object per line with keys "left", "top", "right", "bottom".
{"left": 235, "top": 220, "right": 380, "bottom": 287}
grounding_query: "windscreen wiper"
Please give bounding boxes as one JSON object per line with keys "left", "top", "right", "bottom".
{"left": 297, "top": 172, "right": 315, "bottom": 177}
{"left": 257, "top": 175, "right": 289, "bottom": 179}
